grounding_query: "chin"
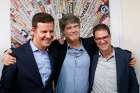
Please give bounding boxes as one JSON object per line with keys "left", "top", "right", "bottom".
{"left": 46, "top": 43, "right": 51, "bottom": 47}
{"left": 99, "top": 47, "right": 108, "bottom": 51}
{"left": 43, "top": 43, "right": 50, "bottom": 47}
{"left": 73, "top": 37, "right": 79, "bottom": 41}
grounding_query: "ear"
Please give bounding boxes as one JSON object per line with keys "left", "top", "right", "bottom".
{"left": 109, "top": 34, "right": 111, "bottom": 38}
{"left": 31, "top": 27, "right": 36, "bottom": 36}
{"left": 31, "top": 27, "right": 36, "bottom": 32}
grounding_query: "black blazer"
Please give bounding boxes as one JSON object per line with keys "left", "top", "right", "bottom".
{"left": 88, "top": 47, "right": 139, "bottom": 93}
{"left": 0, "top": 41, "right": 56, "bottom": 93}
{"left": 52, "top": 37, "right": 98, "bottom": 86}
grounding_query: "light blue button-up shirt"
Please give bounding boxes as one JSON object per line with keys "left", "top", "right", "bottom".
{"left": 30, "top": 41, "right": 52, "bottom": 86}
{"left": 56, "top": 43, "right": 90, "bottom": 93}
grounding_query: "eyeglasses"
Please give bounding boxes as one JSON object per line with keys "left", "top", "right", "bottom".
{"left": 94, "top": 35, "right": 110, "bottom": 41}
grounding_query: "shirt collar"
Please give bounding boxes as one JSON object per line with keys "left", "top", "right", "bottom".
{"left": 99, "top": 48, "right": 115, "bottom": 60}
{"left": 67, "top": 39, "right": 83, "bottom": 50}
{"left": 30, "top": 40, "right": 39, "bottom": 52}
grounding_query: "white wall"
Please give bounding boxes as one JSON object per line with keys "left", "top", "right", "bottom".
{"left": 110, "top": 0, "right": 122, "bottom": 47}
{"left": 110, "top": 0, "right": 140, "bottom": 89}
{"left": 0, "top": 0, "right": 10, "bottom": 76}
{"left": 121, "top": 0, "right": 140, "bottom": 83}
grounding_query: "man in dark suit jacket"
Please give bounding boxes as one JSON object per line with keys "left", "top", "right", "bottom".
{"left": 89, "top": 24, "right": 139, "bottom": 93}
{"left": 0, "top": 13, "right": 56, "bottom": 93}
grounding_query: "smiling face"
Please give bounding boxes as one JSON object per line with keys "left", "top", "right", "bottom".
{"left": 94, "top": 29, "right": 111, "bottom": 52}
{"left": 63, "top": 23, "right": 80, "bottom": 42}
{"left": 32, "top": 22, "right": 54, "bottom": 50}
{"left": 59, "top": 14, "right": 81, "bottom": 43}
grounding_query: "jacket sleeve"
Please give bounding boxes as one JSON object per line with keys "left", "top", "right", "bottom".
{"left": 0, "top": 62, "right": 17, "bottom": 93}
{"left": 125, "top": 50, "right": 139, "bottom": 93}
{"left": 128, "top": 66, "right": 139, "bottom": 93}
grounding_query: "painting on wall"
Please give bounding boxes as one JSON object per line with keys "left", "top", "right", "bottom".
{"left": 10, "top": 0, "right": 110, "bottom": 48}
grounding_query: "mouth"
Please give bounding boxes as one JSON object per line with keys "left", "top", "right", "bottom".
{"left": 43, "top": 39, "right": 52, "bottom": 43}
{"left": 100, "top": 44, "right": 108, "bottom": 48}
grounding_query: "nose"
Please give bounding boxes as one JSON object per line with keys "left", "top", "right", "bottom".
{"left": 71, "top": 27, "right": 78, "bottom": 34}
{"left": 45, "top": 32, "right": 52, "bottom": 39}
{"left": 99, "top": 39, "right": 106, "bottom": 44}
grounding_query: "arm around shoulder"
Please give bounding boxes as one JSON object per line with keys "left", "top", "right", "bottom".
{"left": 125, "top": 49, "right": 139, "bottom": 93}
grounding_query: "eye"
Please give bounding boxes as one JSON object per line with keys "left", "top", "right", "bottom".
{"left": 41, "top": 30, "right": 47, "bottom": 33}
{"left": 74, "top": 24, "right": 80, "bottom": 28}
{"left": 66, "top": 26, "right": 72, "bottom": 30}
{"left": 95, "top": 35, "right": 109, "bottom": 41}
{"left": 50, "top": 30, "right": 54, "bottom": 33}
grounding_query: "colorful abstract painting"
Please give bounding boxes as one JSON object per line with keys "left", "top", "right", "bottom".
{"left": 10, "top": 0, "right": 110, "bottom": 48}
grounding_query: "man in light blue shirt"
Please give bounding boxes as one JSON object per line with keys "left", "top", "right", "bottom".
{"left": 56, "top": 44, "right": 90, "bottom": 93}
{"left": 54, "top": 14, "right": 98, "bottom": 93}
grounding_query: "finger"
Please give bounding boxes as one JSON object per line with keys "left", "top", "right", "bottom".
{"left": 5, "top": 49, "right": 12, "bottom": 54}
{"left": 9, "top": 61, "right": 16, "bottom": 64}
{"left": 7, "top": 54, "right": 16, "bottom": 60}
{"left": 3, "top": 53, "right": 13, "bottom": 59}
{"left": 131, "top": 58, "right": 136, "bottom": 61}
{"left": 9, "top": 56, "right": 16, "bottom": 60}
{"left": 9, "top": 57, "right": 16, "bottom": 62}
{"left": 129, "top": 64, "right": 135, "bottom": 67}
{"left": 3, "top": 57, "right": 16, "bottom": 65}
{"left": 129, "top": 61, "right": 136, "bottom": 64}
{"left": 4, "top": 60, "right": 16, "bottom": 66}
{"left": 11, "top": 59, "right": 16, "bottom": 63}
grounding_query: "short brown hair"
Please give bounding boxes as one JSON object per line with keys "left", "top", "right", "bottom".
{"left": 32, "top": 12, "right": 54, "bottom": 28}
{"left": 59, "top": 14, "right": 80, "bottom": 32}
{"left": 93, "top": 24, "right": 110, "bottom": 38}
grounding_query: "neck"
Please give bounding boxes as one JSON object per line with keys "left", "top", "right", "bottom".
{"left": 100, "top": 46, "right": 113, "bottom": 58}
{"left": 32, "top": 40, "right": 48, "bottom": 51}
{"left": 67, "top": 39, "right": 81, "bottom": 48}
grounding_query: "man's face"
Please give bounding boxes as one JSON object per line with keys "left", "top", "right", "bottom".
{"left": 94, "top": 30, "right": 111, "bottom": 52}
{"left": 63, "top": 23, "right": 80, "bottom": 42}
{"left": 32, "top": 22, "right": 54, "bottom": 50}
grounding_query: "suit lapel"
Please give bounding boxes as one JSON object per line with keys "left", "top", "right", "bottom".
{"left": 89, "top": 52, "right": 99, "bottom": 90}
{"left": 61, "top": 40, "right": 67, "bottom": 62}
{"left": 21, "top": 42, "right": 44, "bottom": 87}
{"left": 59, "top": 40, "right": 67, "bottom": 67}
{"left": 115, "top": 48, "right": 123, "bottom": 91}
{"left": 45, "top": 50, "right": 53, "bottom": 86}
